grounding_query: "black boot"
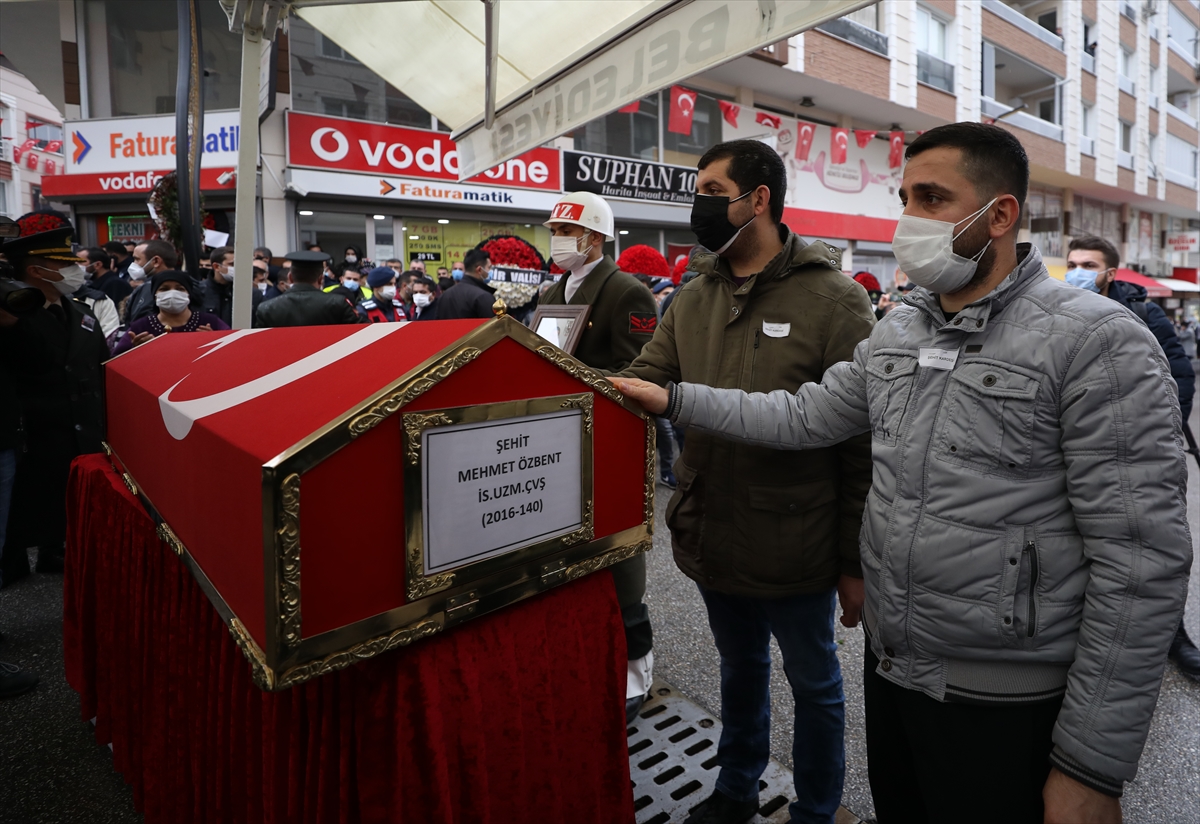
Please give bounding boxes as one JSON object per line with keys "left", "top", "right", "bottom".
{"left": 682, "top": 789, "right": 759, "bottom": 824}
{"left": 0, "top": 661, "right": 38, "bottom": 700}
{"left": 1168, "top": 624, "right": 1200, "bottom": 682}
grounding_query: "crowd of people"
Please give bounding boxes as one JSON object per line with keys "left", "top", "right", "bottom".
{"left": 0, "top": 121, "right": 1198, "bottom": 824}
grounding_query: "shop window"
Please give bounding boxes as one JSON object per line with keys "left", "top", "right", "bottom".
{"left": 298, "top": 211, "right": 368, "bottom": 267}
{"left": 615, "top": 227, "right": 663, "bottom": 260}
{"left": 83, "top": 0, "right": 243, "bottom": 117}
{"left": 393, "top": 217, "right": 550, "bottom": 270}
{"left": 573, "top": 94, "right": 660, "bottom": 162}
{"left": 290, "top": 18, "right": 439, "bottom": 129}
{"left": 1026, "top": 187, "right": 1063, "bottom": 258}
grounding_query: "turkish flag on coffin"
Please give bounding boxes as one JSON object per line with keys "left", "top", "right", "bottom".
{"left": 889, "top": 131, "right": 905, "bottom": 169}
{"left": 796, "top": 122, "right": 816, "bottom": 161}
{"left": 831, "top": 128, "right": 849, "bottom": 165}
{"left": 668, "top": 86, "right": 698, "bottom": 135}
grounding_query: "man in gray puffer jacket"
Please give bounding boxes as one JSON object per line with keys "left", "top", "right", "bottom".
{"left": 615, "top": 123, "right": 1192, "bottom": 824}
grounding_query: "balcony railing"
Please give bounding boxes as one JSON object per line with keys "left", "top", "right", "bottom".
{"left": 815, "top": 17, "right": 889, "bottom": 57}
{"left": 981, "top": 0, "right": 1064, "bottom": 51}
{"left": 981, "top": 96, "right": 1065, "bottom": 141}
{"left": 1168, "top": 102, "right": 1199, "bottom": 129}
{"left": 1166, "top": 167, "right": 1198, "bottom": 189}
{"left": 1118, "top": 74, "right": 1136, "bottom": 96}
{"left": 1080, "top": 136, "right": 1096, "bottom": 156}
{"left": 1118, "top": 149, "right": 1135, "bottom": 170}
{"left": 917, "top": 51, "right": 955, "bottom": 93}
{"left": 1169, "top": 35, "right": 1199, "bottom": 67}
{"left": 1081, "top": 51, "right": 1095, "bottom": 73}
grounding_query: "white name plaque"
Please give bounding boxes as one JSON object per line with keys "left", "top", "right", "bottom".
{"left": 422, "top": 409, "right": 583, "bottom": 574}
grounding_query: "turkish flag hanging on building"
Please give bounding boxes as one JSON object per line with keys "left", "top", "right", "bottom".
{"left": 755, "top": 112, "right": 782, "bottom": 130}
{"left": 831, "top": 128, "right": 849, "bottom": 164}
{"left": 854, "top": 130, "right": 878, "bottom": 148}
{"left": 668, "top": 86, "right": 698, "bottom": 135}
{"left": 618, "top": 100, "right": 641, "bottom": 114}
{"left": 889, "top": 131, "right": 905, "bottom": 168}
{"left": 796, "top": 122, "right": 816, "bottom": 161}
{"left": 717, "top": 100, "right": 741, "bottom": 128}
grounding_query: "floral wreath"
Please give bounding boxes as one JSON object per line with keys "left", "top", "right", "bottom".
{"left": 474, "top": 234, "right": 547, "bottom": 271}
{"left": 16, "top": 210, "right": 71, "bottom": 237}
{"left": 617, "top": 244, "right": 670, "bottom": 281}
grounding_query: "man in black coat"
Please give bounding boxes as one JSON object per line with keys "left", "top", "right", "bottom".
{"left": 255, "top": 251, "right": 360, "bottom": 328}
{"left": 82, "top": 247, "right": 132, "bottom": 306}
{"left": 0, "top": 212, "right": 108, "bottom": 584}
{"left": 433, "top": 249, "right": 497, "bottom": 320}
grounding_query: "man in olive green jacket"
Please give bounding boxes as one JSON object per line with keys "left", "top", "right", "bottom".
{"left": 616, "top": 140, "right": 874, "bottom": 824}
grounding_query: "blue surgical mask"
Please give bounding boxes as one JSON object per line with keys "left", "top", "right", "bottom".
{"left": 481, "top": 268, "right": 492, "bottom": 283}
{"left": 452, "top": 269, "right": 464, "bottom": 281}
{"left": 1065, "top": 267, "right": 1101, "bottom": 293}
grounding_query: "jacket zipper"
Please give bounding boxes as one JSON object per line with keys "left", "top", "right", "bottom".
{"left": 1024, "top": 541, "right": 1039, "bottom": 637}
{"left": 749, "top": 330, "right": 760, "bottom": 391}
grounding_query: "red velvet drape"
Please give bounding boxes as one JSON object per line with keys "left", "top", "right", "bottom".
{"left": 63, "top": 454, "right": 635, "bottom": 824}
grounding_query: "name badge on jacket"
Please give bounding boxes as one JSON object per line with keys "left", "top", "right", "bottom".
{"left": 919, "top": 347, "right": 959, "bottom": 370}
{"left": 762, "top": 321, "right": 790, "bottom": 338}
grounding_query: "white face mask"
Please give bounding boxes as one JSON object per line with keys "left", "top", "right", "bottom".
{"left": 257, "top": 282, "right": 269, "bottom": 293}
{"left": 155, "top": 289, "right": 190, "bottom": 314}
{"left": 413, "top": 292, "right": 431, "bottom": 307}
{"left": 345, "top": 255, "right": 357, "bottom": 264}
{"left": 891, "top": 198, "right": 997, "bottom": 294}
{"left": 551, "top": 233, "right": 594, "bottom": 273}
{"left": 127, "top": 260, "right": 147, "bottom": 281}
{"left": 223, "top": 265, "right": 235, "bottom": 281}
{"left": 379, "top": 285, "right": 397, "bottom": 301}
{"left": 41, "top": 263, "right": 87, "bottom": 296}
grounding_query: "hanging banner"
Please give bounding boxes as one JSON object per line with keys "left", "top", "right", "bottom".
{"left": 563, "top": 151, "right": 697, "bottom": 205}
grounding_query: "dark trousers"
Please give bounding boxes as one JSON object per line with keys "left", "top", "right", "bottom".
{"left": 864, "top": 640, "right": 1063, "bottom": 824}
{"left": 611, "top": 552, "right": 652, "bottom": 660}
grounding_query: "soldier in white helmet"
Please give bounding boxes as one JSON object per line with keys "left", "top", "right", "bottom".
{"left": 540, "top": 191, "right": 659, "bottom": 722}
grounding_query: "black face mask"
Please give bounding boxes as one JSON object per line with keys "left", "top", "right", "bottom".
{"left": 689, "top": 190, "right": 755, "bottom": 255}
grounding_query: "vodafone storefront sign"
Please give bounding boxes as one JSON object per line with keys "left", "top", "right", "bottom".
{"left": 42, "top": 167, "right": 236, "bottom": 198}
{"left": 287, "top": 112, "right": 561, "bottom": 191}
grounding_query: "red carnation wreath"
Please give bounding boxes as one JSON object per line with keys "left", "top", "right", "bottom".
{"left": 16, "top": 210, "right": 71, "bottom": 237}
{"left": 474, "top": 234, "right": 547, "bottom": 271}
{"left": 671, "top": 254, "right": 690, "bottom": 284}
{"left": 616, "top": 244, "right": 670, "bottom": 280}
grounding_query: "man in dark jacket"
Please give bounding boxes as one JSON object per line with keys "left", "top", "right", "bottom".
{"left": 1066, "top": 235, "right": 1200, "bottom": 683}
{"left": 615, "top": 141, "right": 875, "bottom": 824}
{"left": 256, "top": 251, "right": 359, "bottom": 328}
{"left": 199, "top": 245, "right": 266, "bottom": 327}
{"left": 124, "top": 240, "right": 180, "bottom": 324}
{"left": 0, "top": 212, "right": 108, "bottom": 584}
{"left": 539, "top": 190, "right": 661, "bottom": 723}
{"left": 82, "top": 247, "right": 132, "bottom": 306}
{"left": 435, "top": 248, "right": 496, "bottom": 319}
{"left": 356, "top": 267, "right": 407, "bottom": 323}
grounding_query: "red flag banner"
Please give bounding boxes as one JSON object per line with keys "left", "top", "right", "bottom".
{"left": 718, "top": 100, "right": 741, "bottom": 128}
{"left": 854, "top": 130, "right": 878, "bottom": 148}
{"left": 618, "top": 100, "right": 640, "bottom": 114}
{"left": 755, "top": 112, "right": 782, "bottom": 130}
{"left": 888, "top": 131, "right": 904, "bottom": 169}
{"left": 668, "top": 86, "right": 698, "bottom": 135}
{"left": 796, "top": 122, "right": 816, "bottom": 161}
{"left": 831, "top": 128, "right": 849, "bottom": 165}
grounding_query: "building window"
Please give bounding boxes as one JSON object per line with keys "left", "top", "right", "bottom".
{"left": 1168, "top": 2, "right": 1200, "bottom": 63}
{"left": 663, "top": 94, "right": 724, "bottom": 167}
{"left": 1120, "top": 121, "right": 1133, "bottom": 154}
{"left": 817, "top": 2, "right": 888, "bottom": 56}
{"left": 1167, "top": 132, "right": 1199, "bottom": 181}
{"left": 1148, "top": 133, "right": 1159, "bottom": 177}
{"left": 1081, "top": 104, "right": 1093, "bottom": 136}
{"left": 82, "top": 0, "right": 243, "bottom": 117}
{"left": 25, "top": 116, "right": 63, "bottom": 148}
{"left": 1026, "top": 187, "right": 1063, "bottom": 258}
{"left": 0, "top": 180, "right": 10, "bottom": 219}
{"left": 1119, "top": 48, "right": 1134, "bottom": 80}
{"left": 916, "top": 7, "right": 947, "bottom": 60}
{"left": 573, "top": 94, "right": 660, "bottom": 162}
{"left": 290, "top": 17, "right": 439, "bottom": 129}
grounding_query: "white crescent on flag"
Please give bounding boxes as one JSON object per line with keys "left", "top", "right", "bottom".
{"left": 678, "top": 93, "right": 696, "bottom": 117}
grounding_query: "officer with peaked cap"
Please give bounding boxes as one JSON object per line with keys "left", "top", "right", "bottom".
{"left": 538, "top": 190, "right": 660, "bottom": 721}
{"left": 0, "top": 211, "right": 109, "bottom": 585}
{"left": 255, "top": 251, "right": 360, "bottom": 328}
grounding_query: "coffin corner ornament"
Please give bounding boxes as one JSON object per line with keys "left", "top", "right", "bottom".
{"left": 105, "top": 316, "right": 654, "bottom": 690}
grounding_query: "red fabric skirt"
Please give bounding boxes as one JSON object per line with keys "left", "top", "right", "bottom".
{"left": 63, "top": 453, "right": 635, "bottom": 824}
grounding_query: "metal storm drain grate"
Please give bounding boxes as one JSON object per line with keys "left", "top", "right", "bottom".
{"left": 628, "top": 680, "right": 866, "bottom": 824}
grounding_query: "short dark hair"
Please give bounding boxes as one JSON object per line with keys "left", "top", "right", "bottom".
{"left": 413, "top": 275, "right": 437, "bottom": 290}
{"left": 385, "top": 258, "right": 402, "bottom": 266}
{"left": 905, "top": 123, "right": 1029, "bottom": 221}
{"left": 290, "top": 258, "right": 324, "bottom": 283}
{"left": 103, "top": 241, "right": 127, "bottom": 257}
{"left": 85, "top": 247, "right": 111, "bottom": 270}
{"left": 697, "top": 138, "right": 787, "bottom": 223}
{"left": 209, "top": 245, "right": 234, "bottom": 265}
{"left": 463, "top": 248, "right": 490, "bottom": 274}
{"left": 254, "top": 246, "right": 273, "bottom": 258}
{"left": 141, "top": 240, "right": 179, "bottom": 268}
{"left": 1068, "top": 235, "right": 1119, "bottom": 271}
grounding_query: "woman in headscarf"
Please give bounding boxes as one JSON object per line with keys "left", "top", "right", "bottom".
{"left": 111, "top": 270, "right": 229, "bottom": 355}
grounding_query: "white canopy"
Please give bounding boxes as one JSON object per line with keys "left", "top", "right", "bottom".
{"left": 1155, "top": 277, "right": 1200, "bottom": 293}
{"left": 294, "top": 0, "right": 870, "bottom": 177}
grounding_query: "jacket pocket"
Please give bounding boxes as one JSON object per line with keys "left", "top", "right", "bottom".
{"left": 939, "top": 361, "right": 1040, "bottom": 476}
{"left": 737, "top": 480, "right": 839, "bottom": 586}
{"left": 1011, "top": 534, "right": 1041, "bottom": 640}
{"left": 865, "top": 351, "right": 919, "bottom": 445}
{"left": 665, "top": 461, "right": 703, "bottom": 557}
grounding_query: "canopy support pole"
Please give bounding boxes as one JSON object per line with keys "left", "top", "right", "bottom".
{"left": 483, "top": 0, "right": 498, "bottom": 129}
{"left": 232, "top": 23, "right": 262, "bottom": 330}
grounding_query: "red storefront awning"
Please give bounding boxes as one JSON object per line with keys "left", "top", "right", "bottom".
{"left": 1114, "top": 269, "right": 1171, "bottom": 298}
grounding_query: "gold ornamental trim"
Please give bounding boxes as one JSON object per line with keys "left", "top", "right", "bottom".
{"left": 533, "top": 345, "right": 624, "bottom": 404}
{"left": 644, "top": 416, "right": 656, "bottom": 528}
{"left": 406, "top": 547, "right": 457, "bottom": 601}
{"left": 229, "top": 618, "right": 275, "bottom": 691}
{"left": 560, "top": 500, "right": 594, "bottom": 546}
{"left": 403, "top": 412, "right": 454, "bottom": 465}
{"left": 564, "top": 538, "right": 652, "bottom": 582}
{"left": 156, "top": 522, "right": 185, "bottom": 557}
{"left": 347, "top": 347, "right": 483, "bottom": 439}
{"left": 559, "top": 394, "right": 594, "bottom": 434}
{"left": 277, "top": 473, "right": 302, "bottom": 650}
{"left": 274, "top": 618, "right": 443, "bottom": 690}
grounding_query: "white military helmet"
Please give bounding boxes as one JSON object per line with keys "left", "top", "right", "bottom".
{"left": 543, "top": 191, "right": 614, "bottom": 239}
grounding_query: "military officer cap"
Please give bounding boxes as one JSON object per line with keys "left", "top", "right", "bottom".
{"left": 285, "top": 249, "right": 331, "bottom": 282}
{"left": 284, "top": 250, "right": 331, "bottom": 264}
{"left": 0, "top": 210, "right": 84, "bottom": 266}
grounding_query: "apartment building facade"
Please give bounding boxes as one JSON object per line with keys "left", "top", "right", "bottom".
{"left": 4, "top": 0, "right": 1198, "bottom": 295}
{"left": 0, "top": 55, "right": 66, "bottom": 219}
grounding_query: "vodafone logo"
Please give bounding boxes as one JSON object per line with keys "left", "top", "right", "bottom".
{"left": 100, "top": 171, "right": 166, "bottom": 191}
{"left": 310, "top": 127, "right": 349, "bottom": 162}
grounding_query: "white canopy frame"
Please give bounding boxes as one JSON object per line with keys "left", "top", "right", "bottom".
{"left": 218, "top": 0, "right": 870, "bottom": 327}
